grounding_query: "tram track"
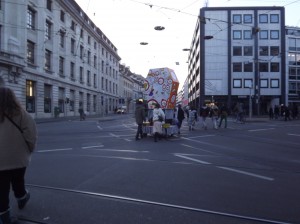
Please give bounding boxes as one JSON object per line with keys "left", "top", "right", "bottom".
{"left": 25, "top": 184, "right": 292, "bottom": 224}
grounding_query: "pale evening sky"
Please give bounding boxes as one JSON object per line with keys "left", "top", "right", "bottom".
{"left": 74, "top": 0, "right": 300, "bottom": 89}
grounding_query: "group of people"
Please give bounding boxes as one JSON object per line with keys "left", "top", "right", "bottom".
{"left": 0, "top": 77, "right": 38, "bottom": 224}
{"left": 186, "top": 103, "right": 229, "bottom": 131}
{"left": 269, "top": 104, "right": 299, "bottom": 121}
{"left": 135, "top": 100, "right": 187, "bottom": 142}
{"left": 134, "top": 100, "right": 230, "bottom": 143}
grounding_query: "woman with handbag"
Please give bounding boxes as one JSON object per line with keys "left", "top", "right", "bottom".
{"left": 152, "top": 103, "right": 165, "bottom": 142}
{"left": 0, "top": 87, "right": 37, "bottom": 224}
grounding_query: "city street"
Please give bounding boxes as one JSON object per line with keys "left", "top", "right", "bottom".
{"left": 12, "top": 114, "right": 300, "bottom": 224}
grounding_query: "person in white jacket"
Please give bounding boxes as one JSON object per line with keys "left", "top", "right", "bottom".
{"left": 0, "top": 87, "right": 37, "bottom": 224}
{"left": 152, "top": 103, "right": 165, "bottom": 142}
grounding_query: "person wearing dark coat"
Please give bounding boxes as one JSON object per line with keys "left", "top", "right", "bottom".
{"left": 135, "top": 99, "right": 146, "bottom": 140}
{"left": 176, "top": 104, "right": 185, "bottom": 134}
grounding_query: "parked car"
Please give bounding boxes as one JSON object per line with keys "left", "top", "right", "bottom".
{"left": 117, "top": 108, "right": 126, "bottom": 114}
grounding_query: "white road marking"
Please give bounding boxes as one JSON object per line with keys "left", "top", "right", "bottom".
{"left": 175, "top": 154, "right": 211, "bottom": 165}
{"left": 86, "top": 148, "right": 149, "bottom": 153}
{"left": 181, "top": 144, "right": 220, "bottom": 155}
{"left": 97, "top": 125, "right": 103, "bottom": 130}
{"left": 189, "top": 135, "right": 215, "bottom": 139}
{"left": 248, "top": 128, "right": 275, "bottom": 132}
{"left": 287, "top": 133, "right": 300, "bottom": 137}
{"left": 217, "top": 166, "right": 274, "bottom": 181}
{"left": 37, "top": 148, "right": 73, "bottom": 153}
{"left": 82, "top": 145, "right": 104, "bottom": 149}
{"left": 124, "top": 138, "right": 132, "bottom": 142}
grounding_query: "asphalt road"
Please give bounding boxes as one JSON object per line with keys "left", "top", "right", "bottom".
{"left": 11, "top": 114, "right": 300, "bottom": 224}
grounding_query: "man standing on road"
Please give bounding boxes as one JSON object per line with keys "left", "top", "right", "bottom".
{"left": 176, "top": 104, "right": 185, "bottom": 134}
{"left": 135, "top": 99, "right": 146, "bottom": 140}
{"left": 218, "top": 103, "right": 228, "bottom": 128}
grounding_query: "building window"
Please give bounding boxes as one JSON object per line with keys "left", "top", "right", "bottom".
{"left": 244, "top": 62, "right": 253, "bottom": 72}
{"left": 80, "top": 29, "right": 84, "bottom": 38}
{"left": 244, "top": 30, "right": 252, "bottom": 39}
{"left": 71, "top": 20, "right": 76, "bottom": 31}
{"left": 260, "top": 79, "right": 268, "bottom": 88}
{"left": 270, "top": 46, "right": 280, "bottom": 56}
{"left": 259, "top": 62, "right": 269, "bottom": 72}
{"left": 270, "top": 79, "right": 279, "bottom": 88}
{"left": 270, "top": 30, "right": 279, "bottom": 39}
{"left": 70, "top": 62, "right": 75, "bottom": 79}
{"left": 71, "top": 38, "right": 75, "bottom": 54}
{"left": 93, "top": 95, "right": 97, "bottom": 112}
{"left": 87, "top": 70, "right": 91, "bottom": 85}
{"left": 101, "top": 77, "right": 104, "bottom": 89}
{"left": 80, "top": 45, "right": 84, "bottom": 59}
{"left": 271, "top": 62, "right": 280, "bottom": 72}
{"left": 87, "top": 51, "right": 91, "bottom": 64}
{"left": 94, "top": 41, "right": 97, "bottom": 50}
{"left": 26, "top": 80, "right": 35, "bottom": 113}
{"left": 244, "top": 79, "right": 253, "bottom": 88}
{"left": 233, "top": 79, "right": 242, "bottom": 88}
{"left": 60, "top": 10, "right": 65, "bottom": 22}
{"left": 46, "top": 0, "right": 52, "bottom": 11}
{"left": 69, "top": 90, "right": 75, "bottom": 111}
{"left": 270, "top": 14, "right": 279, "bottom": 23}
{"left": 243, "top": 14, "right": 252, "bottom": 23}
{"left": 59, "top": 30, "right": 65, "bottom": 48}
{"left": 94, "top": 56, "right": 97, "bottom": 68}
{"left": 44, "top": 84, "right": 52, "bottom": 113}
{"left": 233, "top": 46, "right": 242, "bottom": 56}
{"left": 80, "top": 67, "right": 83, "bottom": 83}
{"left": 58, "top": 87, "right": 65, "bottom": 113}
{"left": 27, "top": 40, "right": 35, "bottom": 64}
{"left": 45, "top": 49, "right": 51, "bottom": 71}
{"left": 59, "top": 57, "right": 64, "bottom": 76}
{"left": 259, "top": 46, "right": 269, "bottom": 56}
{"left": 233, "top": 30, "right": 242, "bottom": 39}
{"left": 88, "top": 36, "right": 91, "bottom": 44}
{"left": 233, "top": 14, "right": 242, "bottom": 24}
{"left": 233, "top": 63, "right": 242, "bottom": 72}
{"left": 27, "top": 7, "right": 35, "bottom": 29}
{"left": 94, "top": 74, "right": 97, "bottom": 87}
{"left": 259, "top": 30, "right": 268, "bottom": 39}
{"left": 45, "top": 20, "right": 52, "bottom": 40}
{"left": 244, "top": 46, "right": 253, "bottom": 56}
{"left": 87, "top": 94, "right": 90, "bottom": 112}
{"left": 259, "top": 14, "right": 268, "bottom": 23}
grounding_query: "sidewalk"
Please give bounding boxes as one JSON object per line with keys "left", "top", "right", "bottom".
{"left": 34, "top": 113, "right": 128, "bottom": 124}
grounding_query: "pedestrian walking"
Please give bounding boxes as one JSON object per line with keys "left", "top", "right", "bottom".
{"left": 135, "top": 99, "right": 146, "bottom": 140}
{"left": 188, "top": 106, "right": 197, "bottom": 131}
{"left": 78, "top": 108, "right": 85, "bottom": 121}
{"left": 274, "top": 105, "right": 280, "bottom": 120}
{"left": 200, "top": 103, "right": 209, "bottom": 130}
{"left": 152, "top": 103, "right": 165, "bottom": 142}
{"left": 218, "top": 103, "right": 228, "bottom": 128}
{"left": 176, "top": 104, "right": 185, "bottom": 134}
{"left": 0, "top": 87, "right": 37, "bottom": 224}
{"left": 269, "top": 107, "right": 274, "bottom": 120}
{"left": 210, "top": 104, "right": 219, "bottom": 129}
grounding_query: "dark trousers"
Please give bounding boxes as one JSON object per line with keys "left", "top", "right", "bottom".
{"left": 136, "top": 123, "right": 143, "bottom": 138}
{"left": 177, "top": 119, "right": 183, "bottom": 129}
{"left": 0, "top": 167, "right": 27, "bottom": 212}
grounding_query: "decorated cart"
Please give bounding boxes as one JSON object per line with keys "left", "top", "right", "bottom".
{"left": 143, "top": 67, "right": 179, "bottom": 136}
